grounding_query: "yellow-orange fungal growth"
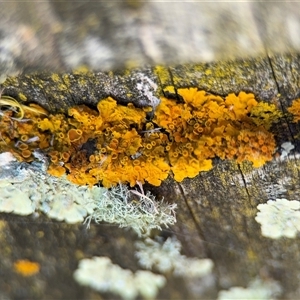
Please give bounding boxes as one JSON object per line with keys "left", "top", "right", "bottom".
{"left": 68, "top": 128, "right": 83, "bottom": 143}
{"left": 154, "top": 88, "right": 280, "bottom": 181}
{"left": 47, "top": 164, "right": 66, "bottom": 177}
{"left": 288, "top": 99, "right": 300, "bottom": 122}
{"left": 1, "top": 89, "right": 281, "bottom": 187}
{"left": 21, "top": 149, "right": 32, "bottom": 159}
{"left": 14, "top": 259, "right": 40, "bottom": 277}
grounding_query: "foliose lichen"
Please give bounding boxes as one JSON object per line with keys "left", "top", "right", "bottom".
{"left": 154, "top": 88, "right": 280, "bottom": 181}
{"left": 288, "top": 98, "right": 300, "bottom": 122}
{"left": 0, "top": 157, "right": 99, "bottom": 223}
{"left": 217, "top": 278, "right": 281, "bottom": 300}
{"left": 73, "top": 256, "right": 166, "bottom": 300}
{"left": 135, "top": 236, "right": 213, "bottom": 277}
{"left": 255, "top": 198, "right": 300, "bottom": 239}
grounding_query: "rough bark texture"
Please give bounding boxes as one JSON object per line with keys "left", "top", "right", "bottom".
{"left": 0, "top": 53, "right": 300, "bottom": 299}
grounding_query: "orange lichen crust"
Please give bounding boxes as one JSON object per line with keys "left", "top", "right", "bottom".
{"left": 0, "top": 90, "right": 281, "bottom": 187}
{"left": 14, "top": 259, "right": 40, "bottom": 277}
{"left": 288, "top": 99, "right": 300, "bottom": 122}
{"left": 0, "top": 102, "right": 50, "bottom": 162}
{"left": 64, "top": 97, "right": 169, "bottom": 187}
{"left": 153, "top": 88, "right": 280, "bottom": 181}
{"left": 0, "top": 96, "right": 169, "bottom": 187}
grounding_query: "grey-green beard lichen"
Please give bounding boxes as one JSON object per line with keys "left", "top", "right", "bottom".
{"left": 0, "top": 152, "right": 177, "bottom": 235}
{"left": 85, "top": 183, "right": 177, "bottom": 236}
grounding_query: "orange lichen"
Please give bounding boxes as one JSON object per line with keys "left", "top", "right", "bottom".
{"left": 14, "top": 259, "right": 40, "bottom": 277}
{"left": 68, "top": 128, "right": 83, "bottom": 143}
{"left": 1, "top": 89, "right": 281, "bottom": 187}
{"left": 45, "top": 97, "right": 169, "bottom": 187}
{"left": 47, "top": 164, "right": 66, "bottom": 177}
{"left": 21, "top": 149, "right": 32, "bottom": 159}
{"left": 288, "top": 99, "right": 300, "bottom": 122}
{"left": 18, "top": 143, "right": 28, "bottom": 151}
{"left": 153, "top": 88, "right": 280, "bottom": 181}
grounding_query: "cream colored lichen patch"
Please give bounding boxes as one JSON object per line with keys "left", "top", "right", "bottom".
{"left": 218, "top": 278, "right": 281, "bottom": 300}
{"left": 73, "top": 256, "right": 166, "bottom": 300}
{"left": 135, "top": 236, "right": 213, "bottom": 277}
{"left": 255, "top": 198, "right": 300, "bottom": 239}
{"left": 0, "top": 183, "right": 34, "bottom": 215}
{"left": 41, "top": 185, "right": 98, "bottom": 224}
{"left": 0, "top": 157, "right": 101, "bottom": 223}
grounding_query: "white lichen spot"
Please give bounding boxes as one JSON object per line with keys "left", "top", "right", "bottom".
{"left": 0, "top": 152, "right": 16, "bottom": 167}
{"left": 255, "top": 198, "right": 300, "bottom": 239}
{"left": 135, "top": 236, "right": 213, "bottom": 278}
{"left": 280, "top": 141, "right": 295, "bottom": 159}
{"left": 135, "top": 73, "right": 160, "bottom": 108}
{"left": 217, "top": 278, "right": 281, "bottom": 300}
{"left": 0, "top": 160, "right": 176, "bottom": 232}
{"left": 73, "top": 256, "right": 166, "bottom": 300}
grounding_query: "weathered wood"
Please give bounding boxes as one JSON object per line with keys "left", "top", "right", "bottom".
{"left": 1, "top": 53, "right": 300, "bottom": 299}
{"left": 1, "top": 2, "right": 300, "bottom": 78}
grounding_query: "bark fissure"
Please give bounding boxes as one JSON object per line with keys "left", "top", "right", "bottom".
{"left": 267, "top": 54, "right": 296, "bottom": 144}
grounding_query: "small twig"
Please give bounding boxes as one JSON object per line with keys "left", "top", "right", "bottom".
{"left": 130, "top": 181, "right": 159, "bottom": 214}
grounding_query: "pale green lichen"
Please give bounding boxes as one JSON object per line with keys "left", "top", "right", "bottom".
{"left": 217, "top": 278, "right": 281, "bottom": 300}
{"left": 73, "top": 256, "right": 166, "bottom": 300}
{"left": 0, "top": 183, "right": 34, "bottom": 215}
{"left": 135, "top": 236, "right": 213, "bottom": 277}
{"left": 255, "top": 198, "right": 300, "bottom": 239}
{"left": 0, "top": 159, "right": 99, "bottom": 223}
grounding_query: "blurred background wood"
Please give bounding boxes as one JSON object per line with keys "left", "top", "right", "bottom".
{"left": 1, "top": 1, "right": 300, "bottom": 79}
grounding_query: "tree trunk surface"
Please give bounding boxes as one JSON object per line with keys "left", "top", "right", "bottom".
{"left": 0, "top": 53, "right": 300, "bottom": 299}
